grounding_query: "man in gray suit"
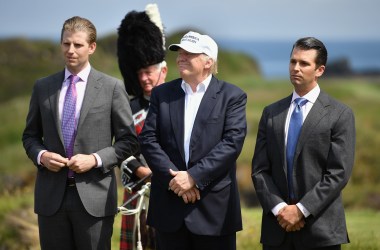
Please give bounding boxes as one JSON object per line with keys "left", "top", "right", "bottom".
{"left": 22, "top": 16, "right": 139, "bottom": 250}
{"left": 251, "top": 37, "right": 355, "bottom": 250}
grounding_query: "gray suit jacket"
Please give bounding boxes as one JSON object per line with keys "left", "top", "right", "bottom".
{"left": 252, "top": 91, "right": 355, "bottom": 248}
{"left": 23, "top": 68, "right": 139, "bottom": 217}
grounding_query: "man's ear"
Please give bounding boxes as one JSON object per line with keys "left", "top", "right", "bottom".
{"left": 204, "top": 57, "right": 213, "bottom": 70}
{"left": 88, "top": 42, "right": 97, "bottom": 55}
{"left": 316, "top": 65, "right": 325, "bottom": 77}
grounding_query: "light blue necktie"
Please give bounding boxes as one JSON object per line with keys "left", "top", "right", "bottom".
{"left": 286, "top": 97, "right": 308, "bottom": 200}
{"left": 61, "top": 75, "right": 79, "bottom": 178}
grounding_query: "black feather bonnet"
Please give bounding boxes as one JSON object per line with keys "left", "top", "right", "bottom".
{"left": 117, "top": 6, "right": 165, "bottom": 96}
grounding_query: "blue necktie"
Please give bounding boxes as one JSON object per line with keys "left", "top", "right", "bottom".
{"left": 61, "top": 75, "right": 79, "bottom": 178}
{"left": 286, "top": 97, "right": 308, "bottom": 200}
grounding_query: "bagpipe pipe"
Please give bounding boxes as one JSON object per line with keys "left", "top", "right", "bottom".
{"left": 125, "top": 171, "right": 152, "bottom": 194}
{"left": 118, "top": 171, "right": 152, "bottom": 214}
{"left": 117, "top": 164, "right": 153, "bottom": 250}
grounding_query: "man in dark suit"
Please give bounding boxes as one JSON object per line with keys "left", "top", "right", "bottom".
{"left": 251, "top": 37, "right": 356, "bottom": 250}
{"left": 139, "top": 31, "right": 247, "bottom": 250}
{"left": 22, "top": 16, "right": 139, "bottom": 250}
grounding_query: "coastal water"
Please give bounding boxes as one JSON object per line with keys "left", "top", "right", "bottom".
{"left": 218, "top": 40, "right": 380, "bottom": 79}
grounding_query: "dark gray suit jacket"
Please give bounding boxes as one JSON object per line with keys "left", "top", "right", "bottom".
{"left": 139, "top": 76, "right": 247, "bottom": 236}
{"left": 23, "top": 68, "right": 139, "bottom": 217}
{"left": 252, "top": 91, "right": 355, "bottom": 248}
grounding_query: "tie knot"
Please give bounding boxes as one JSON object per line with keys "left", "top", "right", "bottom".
{"left": 69, "top": 75, "right": 80, "bottom": 85}
{"left": 294, "top": 98, "right": 308, "bottom": 107}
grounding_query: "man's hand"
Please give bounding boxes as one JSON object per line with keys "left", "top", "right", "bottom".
{"left": 67, "top": 154, "right": 97, "bottom": 174}
{"left": 289, "top": 220, "right": 305, "bottom": 232}
{"left": 181, "top": 187, "right": 201, "bottom": 204}
{"left": 168, "top": 169, "right": 195, "bottom": 196}
{"left": 277, "top": 205, "right": 305, "bottom": 232}
{"left": 40, "top": 151, "right": 68, "bottom": 172}
{"left": 135, "top": 166, "right": 152, "bottom": 180}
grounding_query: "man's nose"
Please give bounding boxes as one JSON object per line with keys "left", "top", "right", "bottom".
{"left": 292, "top": 63, "right": 300, "bottom": 71}
{"left": 68, "top": 44, "right": 75, "bottom": 53}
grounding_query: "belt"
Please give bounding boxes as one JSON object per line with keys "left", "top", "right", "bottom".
{"left": 67, "top": 178, "right": 76, "bottom": 187}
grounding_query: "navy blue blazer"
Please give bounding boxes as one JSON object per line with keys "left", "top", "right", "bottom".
{"left": 139, "top": 76, "right": 247, "bottom": 236}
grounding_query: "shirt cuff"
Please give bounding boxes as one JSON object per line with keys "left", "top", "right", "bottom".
{"left": 37, "top": 150, "right": 47, "bottom": 165}
{"left": 93, "top": 153, "right": 102, "bottom": 168}
{"left": 272, "top": 202, "right": 287, "bottom": 216}
{"left": 296, "top": 203, "right": 311, "bottom": 218}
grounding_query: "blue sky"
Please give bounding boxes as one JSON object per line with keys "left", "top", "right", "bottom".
{"left": 1, "top": 0, "right": 379, "bottom": 41}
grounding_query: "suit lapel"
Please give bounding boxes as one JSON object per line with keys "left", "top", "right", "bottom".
{"left": 77, "top": 69, "right": 102, "bottom": 130}
{"left": 273, "top": 95, "right": 292, "bottom": 173}
{"left": 48, "top": 71, "right": 65, "bottom": 143}
{"left": 169, "top": 80, "right": 186, "bottom": 162}
{"left": 296, "top": 91, "right": 330, "bottom": 155}
{"left": 189, "top": 77, "right": 220, "bottom": 153}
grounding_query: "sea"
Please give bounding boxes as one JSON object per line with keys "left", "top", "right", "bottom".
{"left": 218, "top": 40, "right": 380, "bottom": 79}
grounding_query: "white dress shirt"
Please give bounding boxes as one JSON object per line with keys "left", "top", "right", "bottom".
{"left": 38, "top": 64, "right": 102, "bottom": 167}
{"left": 181, "top": 74, "right": 212, "bottom": 166}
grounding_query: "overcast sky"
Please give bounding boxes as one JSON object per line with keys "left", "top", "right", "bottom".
{"left": 1, "top": 0, "right": 379, "bottom": 41}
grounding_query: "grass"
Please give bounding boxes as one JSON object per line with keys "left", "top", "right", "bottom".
{"left": 0, "top": 173, "right": 380, "bottom": 250}
{"left": 1, "top": 75, "right": 380, "bottom": 248}
{"left": 0, "top": 181, "right": 379, "bottom": 249}
{"left": 0, "top": 189, "right": 37, "bottom": 249}
{"left": 344, "top": 209, "right": 380, "bottom": 250}
{"left": 112, "top": 200, "right": 380, "bottom": 249}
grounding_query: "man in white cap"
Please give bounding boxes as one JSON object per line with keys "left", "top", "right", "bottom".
{"left": 139, "top": 31, "right": 247, "bottom": 250}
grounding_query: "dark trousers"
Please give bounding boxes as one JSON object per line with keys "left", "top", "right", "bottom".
{"left": 263, "top": 232, "right": 341, "bottom": 250}
{"left": 38, "top": 185, "right": 114, "bottom": 250}
{"left": 156, "top": 223, "right": 236, "bottom": 250}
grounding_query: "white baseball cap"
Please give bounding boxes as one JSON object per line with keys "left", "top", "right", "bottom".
{"left": 168, "top": 31, "right": 218, "bottom": 60}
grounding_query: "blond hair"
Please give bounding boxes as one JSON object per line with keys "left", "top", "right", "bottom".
{"left": 61, "top": 16, "right": 97, "bottom": 44}
{"left": 202, "top": 54, "right": 218, "bottom": 75}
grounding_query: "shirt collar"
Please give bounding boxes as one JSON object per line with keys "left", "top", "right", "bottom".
{"left": 291, "top": 84, "right": 320, "bottom": 104}
{"left": 143, "top": 94, "right": 150, "bottom": 101}
{"left": 181, "top": 74, "right": 212, "bottom": 94}
{"left": 64, "top": 64, "right": 92, "bottom": 82}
